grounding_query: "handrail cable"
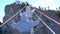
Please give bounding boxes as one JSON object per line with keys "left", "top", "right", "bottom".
{"left": 36, "top": 10, "right": 60, "bottom": 26}
{"left": 0, "top": 6, "right": 26, "bottom": 27}
{"left": 33, "top": 9, "right": 56, "bottom": 34}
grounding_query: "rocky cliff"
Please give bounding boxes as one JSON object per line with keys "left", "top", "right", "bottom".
{"left": 3, "top": 2, "right": 26, "bottom": 34}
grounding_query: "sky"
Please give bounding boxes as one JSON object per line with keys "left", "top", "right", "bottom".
{"left": 0, "top": 0, "right": 60, "bottom": 22}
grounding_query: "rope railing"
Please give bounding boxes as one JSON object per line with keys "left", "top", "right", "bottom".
{"left": 33, "top": 9, "right": 56, "bottom": 34}
{"left": 0, "top": 6, "right": 26, "bottom": 27}
{"left": 36, "top": 10, "right": 60, "bottom": 26}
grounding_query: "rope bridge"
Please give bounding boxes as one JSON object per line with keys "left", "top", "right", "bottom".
{"left": 0, "top": 5, "right": 60, "bottom": 34}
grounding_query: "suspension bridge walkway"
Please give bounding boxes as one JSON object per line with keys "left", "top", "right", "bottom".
{"left": 0, "top": 4, "right": 60, "bottom": 34}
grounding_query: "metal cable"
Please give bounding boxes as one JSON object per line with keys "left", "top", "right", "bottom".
{"left": 36, "top": 10, "right": 60, "bottom": 26}
{"left": 33, "top": 9, "right": 56, "bottom": 34}
{"left": 0, "top": 6, "right": 26, "bottom": 27}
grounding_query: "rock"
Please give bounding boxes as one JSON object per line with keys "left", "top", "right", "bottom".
{"left": 3, "top": 3, "right": 24, "bottom": 34}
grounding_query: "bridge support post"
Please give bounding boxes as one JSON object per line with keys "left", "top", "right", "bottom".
{"left": 49, "top": 19, "right": 54, "bottom": 34}
{"left": 2, "top": 25, "right": 5, "bottom": 34}
{"left": 30, "top": 28, "right": 34, "bottom": 34}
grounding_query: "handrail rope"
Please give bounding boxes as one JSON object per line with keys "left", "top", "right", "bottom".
{"left": 36, "top": 10, "right": 60, "bottom": 26}
{"left": 0, "top": 6, "right": 26, "bottom": 27}
{"left": 33, "top": 9, "right": 56, "bottom": 34}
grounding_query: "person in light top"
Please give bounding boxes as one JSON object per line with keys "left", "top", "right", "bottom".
{"left": 25, "top": 2, "right": 33, "bottom": 22}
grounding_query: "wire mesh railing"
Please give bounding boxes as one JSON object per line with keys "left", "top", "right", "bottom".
{"left": 33, "top": 9, "right": 56, "bottom": 34}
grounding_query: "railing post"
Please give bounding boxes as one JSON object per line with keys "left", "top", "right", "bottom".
{"left": 2, "top": 25, "right": 5, "bottom": 34}
{"left": 49, "top": 19, "right": 54, "bottom": 34}
{"left": 30, "top": 28, "right": 34, "bottom": 34}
